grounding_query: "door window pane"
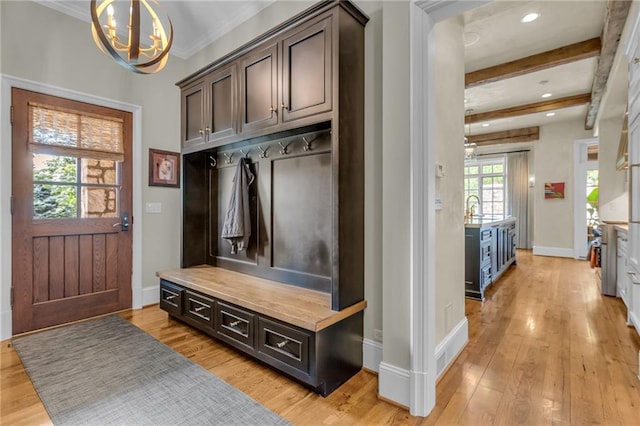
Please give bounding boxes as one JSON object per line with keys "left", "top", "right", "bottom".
{"left": 33, "top": 184, "right": 77, "bottom": 219}
{"left": 33, "top": 154, "right": 77, "bottom": 183}
{"left": 81, "top": 187, "right": 118, "bottom": 218}
{"left": 81, "top": 159, "right": 117, "bottom": 184}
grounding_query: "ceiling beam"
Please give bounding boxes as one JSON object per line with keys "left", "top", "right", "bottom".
{"left": 584, "top": 0, "right": 632, "bottom": 130}
{"left": 467, "top": 93, "right": 591, "bottom": 123}
{"left": 465, "top": 38, "right": 601, "bottom": 88}
{"left": 468, "top": 127, "right": 539, "bottom": 146}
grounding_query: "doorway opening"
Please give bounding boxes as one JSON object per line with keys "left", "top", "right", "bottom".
{"left": 574, "top": 138, "right": 599, "bottom": 259}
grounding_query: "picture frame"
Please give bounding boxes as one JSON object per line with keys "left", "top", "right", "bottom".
{"left": 544, "top": 182, "right": 565, "bottom": 199}
{"left": 149, "top": 149, "right": 180, "bottom": 188}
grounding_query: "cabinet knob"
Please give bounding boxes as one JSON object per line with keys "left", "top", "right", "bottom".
{"left": 198, "top": 129, "right": 204, "bottom": 135}
{"left": 205, "top": 126, "right": 210, "bottom": 133}
{"left": 281, "top": 103, "right": 288, "bottom": 111}
{"left": 634, "top": 57, "right": 640, "bottom": 64}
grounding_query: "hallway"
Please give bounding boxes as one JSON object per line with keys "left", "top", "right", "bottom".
{"left": 427, "top": 250, "right": 640, "bottom": 425}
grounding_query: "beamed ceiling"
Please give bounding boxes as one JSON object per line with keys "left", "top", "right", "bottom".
{"left": 463, "top": 0, "right": 632, "bottom": 146}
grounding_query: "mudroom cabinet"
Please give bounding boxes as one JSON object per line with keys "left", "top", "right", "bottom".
{"left": 162, "top": 0, "right": 368, "bottom": 397}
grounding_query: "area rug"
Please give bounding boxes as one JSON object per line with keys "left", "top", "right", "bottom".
{"left": 12, "top": 315, "right": 289, "bottom": 426}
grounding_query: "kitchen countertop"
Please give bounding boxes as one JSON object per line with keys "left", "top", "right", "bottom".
{"left": 464, "top": 216, "right": 516, "bottom": 228}
{"left": 614, "top": 224, "right": 628, "bottom": 233}
{"left": 602, "top": 220, "right": 628, "bottom": 233}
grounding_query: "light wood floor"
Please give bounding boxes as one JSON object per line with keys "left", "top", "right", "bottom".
{"left": 2, "top": 250, "right": 639, "bottom": 425}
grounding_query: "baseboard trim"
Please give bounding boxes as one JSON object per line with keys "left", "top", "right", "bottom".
{"left": 435, "top": 317, "right": 468, "bottom": 379}
{"left": 629, "top": 310, "right": 640, "bottom": 336}
{"left": 378, "top": 362, "right": 411, "bottom": 408}
{"left": 532, "top": 246, "right": 574, "bottom": 258}
{"left": 363, "top": 338, "right": 383, "bottom": 373}
{"left": 142, "top": 285, "right": 159, "bottom": 307}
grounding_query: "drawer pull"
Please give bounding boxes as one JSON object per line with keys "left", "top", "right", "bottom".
{"left": 229, "top": 320, "right": 242, "bottom": 327}
{"left": 165, "top": 294, "right": 177, "bottom": 301}
{"left": 194, "top": 306, "right": 206, "bottom": 313}
{"left": 276, "top": 339, "right": 290, "bottom": 349}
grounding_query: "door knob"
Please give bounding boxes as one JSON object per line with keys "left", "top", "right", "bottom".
{"left": 113, "top": 212, "right": 129, "bottom": 232}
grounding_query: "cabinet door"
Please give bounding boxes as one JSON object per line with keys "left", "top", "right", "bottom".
{"left": 240, "top": 43, "right": 279, "bottom": 133}
{"left": 206, "top": 64, "right": 238, "bottom": 142}
{"left": 181, "top": 80, "right": 206, "bottom": 149}
{"left": 617, "top": 243, "right": 628, "bottom": 304}
{"left": 281, "top": 16, "right": 332, "bottom": 122}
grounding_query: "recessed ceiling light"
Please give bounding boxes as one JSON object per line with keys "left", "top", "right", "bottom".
{"left": 542, "top": 93, "right": 552, "bottom": 98}
{"left": 481, "top": 123, "right": 490, "bottom": 127}
{"left": 546, "top": 112, "right": 556, "bottom": 117}
{"left": 521, "top": 13, "right": 539, "bottom": 23}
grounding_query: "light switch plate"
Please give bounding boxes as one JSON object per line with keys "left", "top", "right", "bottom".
{"left": 145, "top": 202, "right": 162, "bottom": 213}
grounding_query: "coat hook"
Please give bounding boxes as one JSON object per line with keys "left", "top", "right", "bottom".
{"left": 278, "top": 141, "right": 289, "bottom": 155}
{"left": 240, "top": 149, "right": 250, "bottom": 159}
{"left": 209, "top": 155, "right": 217, "bottom": 168}
{"left": 302, "top": 136, "right": 312, "bottom": 151}
{"left": 223, "top": 152, "right": 233, "bottom": 164}
{"left": 258, "top": 145, "right": 268, "bottom": 159}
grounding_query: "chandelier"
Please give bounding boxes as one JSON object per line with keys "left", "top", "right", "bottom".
{"left": 464, "top": 109, "right": 477, "bottom": 160}
{"left": 90, "top": 0, "right": 173, "bottom": 74}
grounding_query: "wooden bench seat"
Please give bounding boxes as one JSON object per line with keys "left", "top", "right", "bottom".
{"left": 156, "top": 265, "right": 366, "bottom": 332}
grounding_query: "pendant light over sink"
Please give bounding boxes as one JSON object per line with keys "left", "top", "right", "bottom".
{"left": 464, "top": 109, "right": 477, "bottom": 160}
{"left": 90, "top": 0, "right": 173, "bottom": 74}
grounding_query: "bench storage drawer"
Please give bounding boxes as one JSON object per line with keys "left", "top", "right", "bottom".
{"left": 258, "top": 318, "right": 310, "bottom": 374}
{"left": 216, "top": 302, "right": 255, "bottom": 350}
{"left": 184, "top": 290, "right": 214, "bottom": 327}
{"left": 159, "top": 280, "right": 183, "bottom": 316}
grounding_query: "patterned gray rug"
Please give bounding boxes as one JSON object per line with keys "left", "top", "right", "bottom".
{"left": 12, "top": 315, "right": 289, "bottom": 426}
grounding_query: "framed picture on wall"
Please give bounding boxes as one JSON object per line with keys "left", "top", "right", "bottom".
{"left": 544, "top": 182, "right": 565, "bottom": 199}
{"left": 149, "top": 149, "right": 180, "bottom": 188}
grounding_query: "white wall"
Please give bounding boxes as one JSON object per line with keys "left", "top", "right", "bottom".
{"left": 0, "top": 1, "right": 186, "bottom": 337}
{"left": 381, "top": 0, "right": 411, "bottom": 370}
{"left": 533, "top": 120, "right": 594, "bottom": 254}
{"left": 433, "top": 17, "right": 466, "bottom": 344}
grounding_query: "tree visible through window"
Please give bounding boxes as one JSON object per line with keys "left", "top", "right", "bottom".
{"left": 464, "top": 157, "right": 506, "bottom": 218}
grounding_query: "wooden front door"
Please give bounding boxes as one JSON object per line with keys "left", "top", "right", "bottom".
{"left": 11, "top": 88, "right": 133, "bottom": 335}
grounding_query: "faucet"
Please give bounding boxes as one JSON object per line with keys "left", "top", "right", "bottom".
{"left": 465, "top": 194, "right": 480, "bottom": 221}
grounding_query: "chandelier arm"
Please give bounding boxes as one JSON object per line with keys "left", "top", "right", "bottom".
{"left": 135, "top": 20, "right": 173, "bottom": 70}
{"left": 91, "top": 0, "right": 142, "bottom": 73}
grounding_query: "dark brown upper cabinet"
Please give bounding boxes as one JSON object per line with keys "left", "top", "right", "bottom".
{"left": 181, "top": 80, "right": 206, "bottom": 149}
{"left": 281, "top": 15, "right": 332, "bottom": 123}
{"left": 181, "top": 64, "right": 238, "bottom": 150}
{"left": 239, "top": 15, "right": 332, "bottom": 133}
{"left": 240, "top": 43, "right": 279, "bottom": 134}
{"left": 179, "top": 10, "right": 341, "bottom": 152}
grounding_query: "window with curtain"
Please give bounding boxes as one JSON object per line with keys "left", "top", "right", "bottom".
{"left": 464, "top": 157, "right": 506, "bottom": 217}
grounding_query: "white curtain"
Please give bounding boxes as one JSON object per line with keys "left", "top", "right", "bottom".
{"left": 507, "top": 151, "right": 531, "bottom": 249}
